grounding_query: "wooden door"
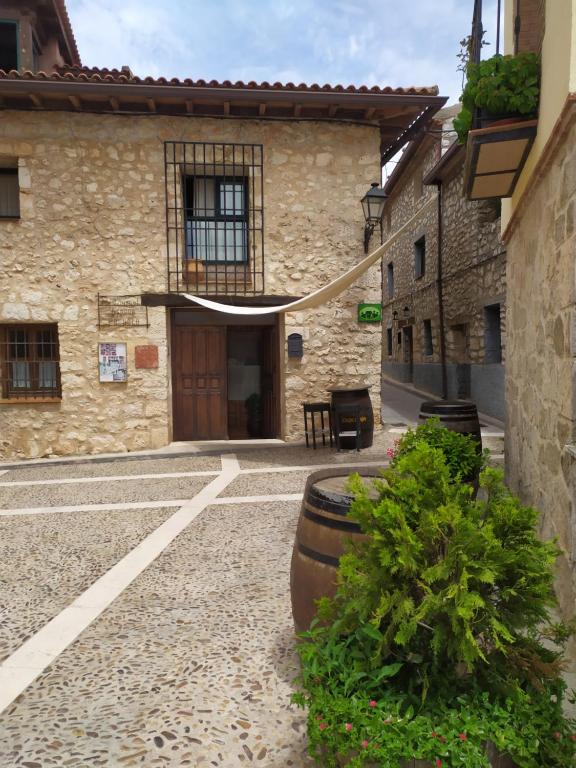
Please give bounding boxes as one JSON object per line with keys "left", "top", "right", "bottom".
{"left": 172, "top": 325, "right": 228, "bottom": 440}
{"left": 261, "top": 325, "right": 279, "bottom": 438}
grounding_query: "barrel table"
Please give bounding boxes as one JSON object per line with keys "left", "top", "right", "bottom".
{"left": 290, "top": 466, "right": 382, "bottom": 634}
{"left": 327, "top": 384, "right": 374, "bottom": 449}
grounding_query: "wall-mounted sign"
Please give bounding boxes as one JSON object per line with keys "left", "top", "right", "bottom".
{"left": 135, "top": 344, "right": 159, "bottom": 369}
{"left": 98, "top": 342, "right": 127, "bottom": 382}
{"left": 358, "top": 303, "right": 382, "bottom": 323}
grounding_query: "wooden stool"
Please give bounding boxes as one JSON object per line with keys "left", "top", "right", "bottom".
{"left": 303, "top": 402, "right": 332, "bottom": 449}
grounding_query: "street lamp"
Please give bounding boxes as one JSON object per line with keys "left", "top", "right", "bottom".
{"left": 361, "top": 182, "right": 387, "bottom": 253}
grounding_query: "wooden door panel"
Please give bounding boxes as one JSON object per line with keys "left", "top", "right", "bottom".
{"left": 172, "top": 325, "right": 227, "bottom": 440}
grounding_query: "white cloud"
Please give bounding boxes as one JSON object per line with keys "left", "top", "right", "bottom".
{"left": 65, "top": 0, "right": 504, "bottom": 102}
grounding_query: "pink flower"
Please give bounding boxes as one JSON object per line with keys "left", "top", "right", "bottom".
{"left": 553, "top": 731, "right": 562, "bottom": 740}
{"left": 361, "top": 740, "right": 370, "bottom": 749}
{"left": 368, "top": 700, "right": 378, "bottom": 708}
{"left": 431, "top": 732, "right": 438, "bottom": 738}
{"left": 383, "top": 718, "right": 392, "bottom": 725}
{"left": 319, "top": 722, "right": 327, "bottom": 731}
{"left": 570, "top": 733, "right": 576, "bottom": 742}
{"left": 435, "top": 761, "right": 442, "bottom": 768}
{"left": 386, "top": 447, "right": 396, "bottom": 458}
{"left": 459, "top": 733, "right": 468, "bottom": 741}
{"left": 345, "top": 723, "right": 353, "bottom": 732}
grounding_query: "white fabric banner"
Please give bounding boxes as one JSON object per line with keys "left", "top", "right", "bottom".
{"left": 181, "top": 197, "right": 435, "bottom": 316}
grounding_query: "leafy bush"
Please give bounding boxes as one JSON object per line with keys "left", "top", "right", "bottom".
{"left": 454, "top": 52, "right": 540, "bottom": 144}
{"left": 392, "top": 416, "right": 485, "bottom": 483}
{"left": 294, "top": 440, "right": 575, "bottom": 766}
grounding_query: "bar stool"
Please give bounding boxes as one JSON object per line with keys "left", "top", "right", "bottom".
{"left": 302, "top": 402, "right": 332, "bottom": 449}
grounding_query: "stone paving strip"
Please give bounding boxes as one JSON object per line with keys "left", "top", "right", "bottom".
{"left": 0, "top": 476, "right": 213, "bottom": 510}
{"left": 0, "top": 454, "right": 241, "bottom": 716}
{"left": 0, "top": 507, "right": 177, "bottom": 664}
{"left": 0, "top": 500, "right": 314, "bottom": 767}
{"left": 0, "top": 455, "right": 223, "bottom": 482}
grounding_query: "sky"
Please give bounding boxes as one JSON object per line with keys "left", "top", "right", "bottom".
{"left": 64, "top": 0, "right": 504, "bottom": 107}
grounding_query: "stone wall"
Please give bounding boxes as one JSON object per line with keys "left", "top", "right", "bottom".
{"left": 505, "top": 117, "right": 576, "bottom": 642}
{"left": 0, "top": 112, "right": 382, "bottom": 458}
{"left": 381, "top": 128, "right": 506, "bottom": 421}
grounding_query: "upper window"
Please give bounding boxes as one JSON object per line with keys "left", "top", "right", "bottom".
{"left": 422, "top": 319, "right": 433, "bottom": 356}
{"left": 387, "top": 263, "right": 394, "bottom": 298}
{"left": 0, "top": 21, "right": 18, "bottom": 73}
{"left": 484, "top": 304, "right": 502, "bottom": 363}
{"left": 0, "top": 324, "right": 61, "bottom": 400}
{"left": 414, "top": 235, "right": 426, "bottom": 279}
{"left": 184, "top": 175, "right": 248, "bottom": 263}
{"left": 0, "top": 167, "right": 19, "bottom": 218}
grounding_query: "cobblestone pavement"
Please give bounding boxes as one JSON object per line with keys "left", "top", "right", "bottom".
{"left": 0, "top": 435, "right": 394, "bottom": 767}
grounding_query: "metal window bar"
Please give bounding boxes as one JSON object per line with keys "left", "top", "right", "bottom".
{"left": 0, "top": 324, "right": 61, "bottom": 400}
{"left": 164, "top": 141, "right": 264, "bottom": 295}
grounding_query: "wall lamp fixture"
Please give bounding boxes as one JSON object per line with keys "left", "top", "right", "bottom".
{"left": 361, "top": 182, "right": 387, "bottom": 253}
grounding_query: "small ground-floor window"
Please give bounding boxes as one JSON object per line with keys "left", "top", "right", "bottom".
{"left": 0, "top": 324, "right": 61, "bottom": 400}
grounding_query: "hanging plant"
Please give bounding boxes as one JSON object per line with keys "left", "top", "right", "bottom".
{"left": 454, "top": 52, "right": 540, "bottom": 144}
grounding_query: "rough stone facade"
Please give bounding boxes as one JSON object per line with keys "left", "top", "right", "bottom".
{"left": 0, "top": 112, "right": 382, "bottom": 458}
{"left": 381, "top": 117, "right": 507, "bottom": 421}
{"left": 505, "top": 114, "right": 576, "bottom": 646}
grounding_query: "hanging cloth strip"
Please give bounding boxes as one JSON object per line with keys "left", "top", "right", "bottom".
{"left": 181, "top": 197, "right": 436, "bottom": 315}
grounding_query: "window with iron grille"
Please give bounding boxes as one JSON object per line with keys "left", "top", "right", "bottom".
{"left": 165, "top": 141, "right": 264, "bottom": 295}
{"left": 184, "top": 176, "right": 248, "bottom": 263}
{"left": 386, "top": 327, "right": 393, "bottom": 356}
{"left": 0, "top": 324, "right": 61, "bottom": 400}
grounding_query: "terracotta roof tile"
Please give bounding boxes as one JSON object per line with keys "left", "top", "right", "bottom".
{"left": 53, "top": 0, "right": 81, "bottom": 66}
{"left": 0, "top": 64, "right": 439, "bottom": 97}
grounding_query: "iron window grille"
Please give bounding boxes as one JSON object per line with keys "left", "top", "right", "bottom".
{"left": 165, "top": 141, "right": 264, "bottom": 295}
{"left": 0, "top": 324, "right": 61, "bottom": 400}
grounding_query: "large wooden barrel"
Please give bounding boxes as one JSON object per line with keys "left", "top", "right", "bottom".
{"left": 418, "top": 400, "right": 482, "bottom": 451}
{"left": 329, "top": 385, "right": 374, "bottom": 449}
{"left": 290, "top": 466, "right": 381, "bottom": 634}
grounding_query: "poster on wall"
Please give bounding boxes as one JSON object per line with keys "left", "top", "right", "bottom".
{"left": 98, "top": 342, "right": 128, "bottom": 382}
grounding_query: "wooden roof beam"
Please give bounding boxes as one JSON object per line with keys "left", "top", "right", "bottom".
{"left": 185, "top": 100, "right": 194, "bottom": 114}
{"left": 68, "top": 94, "right": 82, "bottom": 110}
{"left": 29, "top": 93, "right": 42, "bottom": 108}
{"left": 223, "top": 101, "right": 230, "bottom": 115}
{"left": 147, "top": 98, "right": 156, "bottom": 112}
{"left": 109, "top": 96, "right": 120, "bottom": 111}
{"left": 364, "top": 107, "right": 376, "bottom": 120}
{"left": 294, "top": 103, "right": 302, "bottom": 117}
{"left": 258, "top": 102, "right": 266, "bottom": 116}
{"left": 328, "top": 104, "right": 338, "bottom": 117}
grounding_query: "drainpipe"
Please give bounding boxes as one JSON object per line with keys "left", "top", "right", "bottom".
{"left": 436, "top": 181, "right": 448, "bottom": 399}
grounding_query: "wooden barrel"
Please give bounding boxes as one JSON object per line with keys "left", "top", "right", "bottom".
{"left": 418, "top": 400, "right": 482, "bottom": 451}
{"left": 290, "top": 466, "right": 381, "bottom": 634}
{"left": 329, "top": 386, "right": 374, "bottom": 448}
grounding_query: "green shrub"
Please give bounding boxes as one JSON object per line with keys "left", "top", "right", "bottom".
{"left": 392, "top": 416, "right": 485, "bottom": 483}
{"left": 294, "top": 441, "right": 575, "bottom": 766}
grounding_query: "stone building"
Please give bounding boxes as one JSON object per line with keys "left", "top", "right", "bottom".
{"left": 0, "top": 0, "right": 445, "bottom": 459}
{"left": 499, "top": 0, "right": 576, "bottom": 654}
{"left": 380, "top": 107, "right": 506, "bottom": 421}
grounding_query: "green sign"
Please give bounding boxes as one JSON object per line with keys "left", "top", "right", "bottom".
{"left": 358, "top": 303, "right": 382, "bottom": 323}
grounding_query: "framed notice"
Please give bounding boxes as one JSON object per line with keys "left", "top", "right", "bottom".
{"left": 98, "top": 342, "right": 128, "bottom": 382}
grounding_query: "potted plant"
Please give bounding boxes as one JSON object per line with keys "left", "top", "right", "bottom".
{"left": 454, "top": 52, "right": 540, "bottom": 145}
{"left": 293, "top": 433, "right": 576, "bottom": 767}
